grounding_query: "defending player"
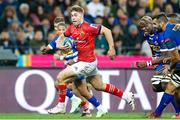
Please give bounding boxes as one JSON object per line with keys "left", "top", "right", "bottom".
{"left": 147, "top": 13, "right": 180, "bottom": 118}
{"left": 48, "top": 5, "right": 135, "bottom": 118}
{"left": 137, "top": 15, "right": 180, "bottom": 118}
{"left": 138, "top": 15, "right": 179, "bottom": 118}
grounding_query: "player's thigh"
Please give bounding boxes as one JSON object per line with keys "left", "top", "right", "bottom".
{"left": 151, "top": 75, "right": 170, "bottom": 92}
{"left": 87, "top": 74, "right": 106, "bottom": 91}
{"left": 165, "top": 81, "right": 177, "bottom": 94}
{"left": 166, "top": 69, "right": 180, "bottom": 93}
{"left": 56, "top": 66, "right": 77, "bottom": 82}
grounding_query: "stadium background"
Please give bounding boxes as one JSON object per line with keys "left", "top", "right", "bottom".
{"left": 0, "top": 0, "right": 179, "bottom": 119}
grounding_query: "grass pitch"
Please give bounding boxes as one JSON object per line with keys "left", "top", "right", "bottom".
{"left": 0, "top": 112, "right": 175, "bottom": 120}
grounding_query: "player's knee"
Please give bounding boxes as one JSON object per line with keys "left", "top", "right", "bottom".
{"left": 56, "top": 73, "right": 67, "bottom": 83}
{"left": 94, "top": 82, "right": 105, "bottom": 91}
{"left": 56, "top": 77, "right": 64, "bottom": 84}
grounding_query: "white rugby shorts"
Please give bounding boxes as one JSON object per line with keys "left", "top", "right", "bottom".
{"left": 69, "top": 59, "right": 99, "bottom": 78}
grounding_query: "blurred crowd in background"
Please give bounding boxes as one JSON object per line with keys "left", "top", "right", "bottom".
{"left": 0, "top": 0, "right": 179, "bottom": 56}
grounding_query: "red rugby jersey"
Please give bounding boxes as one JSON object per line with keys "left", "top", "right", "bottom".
{"left": 64, "top": 21, "right": 101, "bottom": 62}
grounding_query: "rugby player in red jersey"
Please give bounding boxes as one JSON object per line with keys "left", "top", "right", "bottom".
{"left": 41, "top": 16, "right": 92, "bottom": 116}
{"left": 48, "top": 5, "right": 135, "bottom": 117}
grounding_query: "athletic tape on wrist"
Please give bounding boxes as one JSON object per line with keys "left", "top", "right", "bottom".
{"left": 146, "top": 61, "right": 152, "bottom": 66}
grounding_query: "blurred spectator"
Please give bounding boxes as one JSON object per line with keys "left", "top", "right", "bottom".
{"left": 139, "top": 0, "right": 150, "bottom": 13}
{"left": 164, "top": 3, "right": 174, "bottom": 14}
{"left": 22, "top": 21, "right": 34, "bottom": 41}
{"left": 114, "top": 8, "right": 125, "bottom": 24}
{"left": 94, "top": 15, "right": 108, "bottom": 55}
{"left": 119, "top": 15, "right": 131, "bottom": 38}
{"left": 26, "top": 0, "right": 38, "bottom": 14}
{"left": 111, "top": 0, "right": 127, "bottom": 16}
{"left": 36, "top": 5, "right": 46, "bottom": 21}
{"left": 127, "top": 0, "right": 139, "bottom": 18}
{"left": 44, "top": 0, "right": 56, "bottom": 14}
{"left": 104, "top": 6, "right": 111, "bottom": 18}
{"left": 59, "top": 0, "right": 73, "bottom": 15}
{"left": 17, "top": 3, "right": 32, "bottom": 24}
{"left": 154, "top": 0, "right": 165, "bottom": 11}
{"left": 136, "top": 7, "right": 145, "bottom": 18}
{"left": 15, "top": 31, "right": 31, "bottom": 55}
{"left": 0, "top": 6, "right": 18, "bottom": 32}
{"left": 74, "top": 0, "right": 87, "bottom": 7}
{"left": 112, "top": 25, "right": 125, "bottom": 55}
{"left": 0, "top": 31, "right": 15, "bottom": 52}
{"left": 47, "top": 31, "right": 55, "bottom": 44}
{"left": 95, "top": 34, "right": 108, "bottom": 55}
{"left": 167, "top": 0, "right": 180, "bottom": 13}
{"left": 0, "top": 0, "right": 8, "bottom": 17}
{"left": 114, "top": 7, "right": 132, "bottom": 29}
{"left": 87, "top": 0, "right": 105, "bottom": 18}
{"left": 124, "top": 24, "right": 142, "bottom": 55}
{"left": 30, "top": 30, "right": 45, "bottom": 54}
{"left": 8, "top": 20, "right": 21, "bottom": 43}
{"left": 40, "top": 18, "right": 51, "bottom": 39}
{"left": 132, "top": 15, "right": 140, "bottom": 26}
{"left": 20, "top": 1, "right": 41, "bottom": 25}
{"left": 104, "top": 14, "right": 115, "bottom": 29}
{"left": 83, "top": 6, "right": 94, "bottom": 23}
{"left": 152, "top": 5, "right": 161, "bottom": 17}
{"left": 48, "top": 6, "right": 63, "bottom": 25}
{"left": 94, "top": 15, "right": 104, "bottom": 25}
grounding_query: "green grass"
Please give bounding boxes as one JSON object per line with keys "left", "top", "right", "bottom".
{"left": 0, "top": 112, "right": 175, "bottom": 120}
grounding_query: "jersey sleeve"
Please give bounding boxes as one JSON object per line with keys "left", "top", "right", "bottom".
{"left": 159, "top": 38, "right": 176, "bottom": 52}
{"left": 164, "top": 32, "right": 177, "bottom": 51}
{"left": 88, "top": 24, "right": 101, "bottom": 35}
{"left": 48, "top": 36, "right": 59, "bottom": 49}
{"left": 158, "top": 34, "right": 169, "bottom": 52}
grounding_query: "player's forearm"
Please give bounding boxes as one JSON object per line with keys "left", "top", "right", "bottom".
{"left": 101, "top": 26, "right": 114, "bottom": 49}
{"left": 40, "top": 45, "right": 52, "bottom": 54}
{"left": 147, "top": 51, "right": 173, "bottom": 66}
{"left": 151, "top": 57, "right": 166, "bottom": 65}
{"left": 147, "top": 50, "right": 179, "bottom": 65}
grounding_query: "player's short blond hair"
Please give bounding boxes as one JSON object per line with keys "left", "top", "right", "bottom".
{"left": 54, "top": 16, "right": 65, "bottom": 24}
{"left": 70, "top": 5, "right": 84, "bottom": 14}
{"left": 54, "top": 16, "right": 66, "bottom": 29}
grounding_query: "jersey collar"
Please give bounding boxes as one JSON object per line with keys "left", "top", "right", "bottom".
{"left": 75, "top": 20, "right": 84, "bottom": 28}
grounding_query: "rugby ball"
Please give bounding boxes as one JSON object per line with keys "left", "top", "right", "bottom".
{"left": 62, "top": 37, "right": 75, "bottom": 48}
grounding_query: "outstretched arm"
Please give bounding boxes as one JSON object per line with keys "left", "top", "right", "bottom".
{"left": 40, "top": 45, "right": 52, "bottom": 54}
{"left": 136, "top": 49, "right": 178, "bottom": 68}
{"left": 100, "top": 25, "right": 116, "bottom": 60}
{"left": 40, "top": 36, "right": 59, "bottom": 54}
